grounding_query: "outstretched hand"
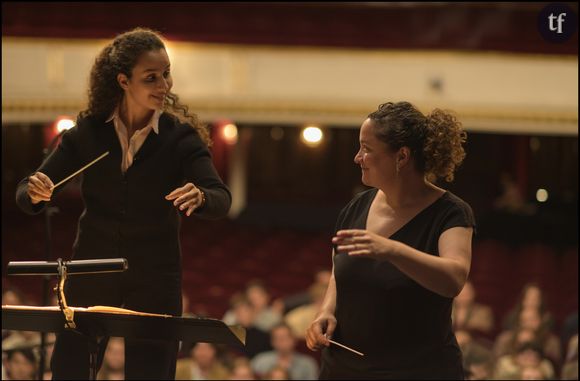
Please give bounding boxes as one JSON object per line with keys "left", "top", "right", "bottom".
{"left": 165, "top": 183, "right": 205, "bottom": 216}
{"left": 332, "top": 229, "right": 398, "bottom": 259}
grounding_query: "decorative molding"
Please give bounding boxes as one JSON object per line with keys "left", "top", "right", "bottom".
{"left": 2, "top": 37, "right": 577, "bottom": 135}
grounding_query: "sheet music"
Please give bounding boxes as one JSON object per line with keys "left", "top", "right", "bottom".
{"left": 2, "top": 304, "right": 171, "bottom": 317}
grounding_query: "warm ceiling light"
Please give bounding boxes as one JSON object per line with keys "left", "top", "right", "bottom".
{"left": 536, "top": 188, "right": 548, "bottom": 203}
{"left": 301, "top": 126, "right": 323, "bottom": 146}
{"left": 56, "top": 117, "right": 75, "bottom": 133}
{"left": 223, "top": 123, "right": 238, "bottom": 145}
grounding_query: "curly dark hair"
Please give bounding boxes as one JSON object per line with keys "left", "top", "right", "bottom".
{"left": 368, "top": 101, "right": 466, "bottom": 182}
{"left": 78, "top": 27, "right": 211, "bottom": 146}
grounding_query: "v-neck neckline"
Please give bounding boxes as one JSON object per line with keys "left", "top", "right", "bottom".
{"left": 362, "top": 188, "right": 448, "bottom": 239}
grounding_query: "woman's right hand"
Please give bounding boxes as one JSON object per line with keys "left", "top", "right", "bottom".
{"left": 27, "top": 172, "right": 54, "bottom": 204}
{"left": 305, "top": 311, "right": 337, "bottom": 351}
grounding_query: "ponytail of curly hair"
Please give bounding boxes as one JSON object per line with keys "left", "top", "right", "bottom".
{"left": 368, "top": 101, "right": 466, "bottom": 182}
{"left": 423, "top": 108, "right": 466, "bottom": 182}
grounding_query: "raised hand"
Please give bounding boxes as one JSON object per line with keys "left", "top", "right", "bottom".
{"left": 165, "top": 183, "right": 205, "bottom": 216}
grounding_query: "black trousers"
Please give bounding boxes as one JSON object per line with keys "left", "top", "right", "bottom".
{"left": 51, "top": 269, "right": 182, "bottom": 380}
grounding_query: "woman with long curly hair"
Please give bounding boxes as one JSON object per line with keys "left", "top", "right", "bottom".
{"left": 16, "top": 27, "right": 231, "bottom": 379}
{"left": 306, "top": 101, "right": 475, "bottom": 379}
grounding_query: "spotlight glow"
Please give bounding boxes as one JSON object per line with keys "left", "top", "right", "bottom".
{"left": 223, "top": 123, "right": 238, "bottom": 145}
{"left": 56, "top": 118, "right": 75, "bottom": 133}
{"left": 301, "top": 126, "right": 323, "bottom": 146}
{"left": 536, "top": 189, "right": 548, "bottom": 203}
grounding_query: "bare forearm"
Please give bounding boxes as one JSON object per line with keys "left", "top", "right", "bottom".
{"left": 388, "top": 241, "right": 467, "bottom": 298}
{"left": 319, "top": 271, "right": 337, "bottom": 314}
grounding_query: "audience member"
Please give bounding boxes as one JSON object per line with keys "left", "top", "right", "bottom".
{"left": 3, "top": 348, "right": 37, "bottom": 380}
{"left": 502, "top": 283, "right": 554, "bottom": 331}
{"left": 251, "top": 323, "right": 318, "bottom": 380}
{"left": 229, "top": 297, "right": 272, "bottom": 359}
{"left": 561, "top": 310, "right": 578, "bottom": 358}
{"left": 284, "top": 282, "right": 327, "bottom": 340}
{"left": 493, "top": 341, "right": 554, "bottom": 380}
{"left": 494, "top": 308, "right": 561, "bottom": 367}
{"left": 2, "top": 287, "right": 40, "bottom": 349}
{"left": 273, "top": 269, "right": 331, "bottom": 314}
{"left": 97, "top": 337, "right": 124, "bottom": 380}
{"left": 265, "top": 365, "right": 290, "bottom": 380}
{"left": 175, "top": 342, "right": 230, "bottom": 380}
{"left": 456, "top": 330, "right": 494, "bottom": 380}
{"left": 492, "top": 171, "right": 533, "bottom": 215}
{"left": 561, "top": 334, "right": 578, "bottom": 380}
{"left": 452, "top": 281, "right": 494, "bottom": 335}
{"left": 245, "top": 280, "right": 282, "bottom": 332}
{"left": 228, "top": 356, "right": 257, "bottom": 380}
{"left": 519, "top": 364, "right": 550, "bottom": 380}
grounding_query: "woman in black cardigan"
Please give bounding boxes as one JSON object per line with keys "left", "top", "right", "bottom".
{"left": 16, "top": 27, "right": 231, "bottom": 380}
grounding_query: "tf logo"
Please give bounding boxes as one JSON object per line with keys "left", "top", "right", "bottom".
{"left": 537, "top": 3, "right": 577, "bottom": 43}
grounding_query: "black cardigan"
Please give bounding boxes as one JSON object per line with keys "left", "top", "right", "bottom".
{"left": 16, "top": 113, "right": 231, "bottom": 271}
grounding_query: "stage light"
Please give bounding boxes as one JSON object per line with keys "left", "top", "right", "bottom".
{"left": 56, "top": 117, "right": 75, "bottom": 133}
{"left": 44, "top": 116, "right": 75, "bottom": 152}
{"left": 536, "top": 188, "right": 549, "bottom": 202}
{"left": 222, "top": 123, "right": 238, "bottom": 145}
{"left": 301, "top": 126, "right": 323, "bottom": 147}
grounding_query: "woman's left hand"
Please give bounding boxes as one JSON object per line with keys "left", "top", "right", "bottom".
{"left": 165, "top": 183, "right": 205, "bottom": 216}
{"left": 332, "top": 229, "right": 398, "bottom": 260}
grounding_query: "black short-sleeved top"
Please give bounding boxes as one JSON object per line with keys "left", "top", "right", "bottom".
{"left": 320, "top": 188, "right": 476, "bottom": 380}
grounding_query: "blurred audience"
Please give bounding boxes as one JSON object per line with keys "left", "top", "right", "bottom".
{"left": 284, "top": 282, "right": 327, "bottom": 340}
{"left": 265, "top": 365, "right": 290, "bottom": 380}
{"left": 228, "top": 356, "right": 256, "bottom": 380}
{"left": 494, "top": 307, "right": 561, "bottom": 367}
{"left": 250, "top": 323, "right": 318, "bottom": 380}
{"left": 561, "top": 334, "right": 578, "bottom": 380}
{"left": 2, "top": 348, "right": 37, "bottom": 380}
{"left": 2, "top": 286, "right": 41, "bottom": 352}
{"left": 492, "top": 172, "right": 535, "bottom": 215}
{"left": 273, "top": 269, "right": 331, "bottom": 314}
{"left": 493, "top": 341, "right": 554, "bottom": 380}
{"left": 456, "top": 330, "right": 494, "bottom": 380}
{"left": 2, "top": 287, "right": 26, "bottom": 307}
{"left": 452, "top": 281, "right": 495, "bottom": 336}
{"left": 224, "top": 280, "right": 282, "bottom": 333}
{"left": 40, "top": 333, "right": 55, "bottom": 381}
{"left": 519, "top": 364, "right": 550, "bottom": 380}
{"left": 229, "top": 297, "right": 272, "bottom": 359}
{"left": 97, "top": 337, "right": 124, "bottom": 380}
{"left": 502, "top": 283, "right": 555, "bottom": 331}
{"left": 245, "top": 280, "right": 283, "bottom": 332}
{"left": 561, "top": 310, "right": 578, "bottom": 359}
{"left": 1, "top": 239, "right": 576, "bottom": 381}
{"left": 175, "top": 342, "right": 230, "bottom": 380}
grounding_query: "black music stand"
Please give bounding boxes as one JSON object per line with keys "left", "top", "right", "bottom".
{"left": 3, "top": 259, "right": 246, "bottom": 380}
{"left": 2, "top": 306, "right": 246, "bottom": 380}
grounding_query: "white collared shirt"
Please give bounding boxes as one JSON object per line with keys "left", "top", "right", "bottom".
{"left": 106, "top": 108, "right": 161, "bottom": 173}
